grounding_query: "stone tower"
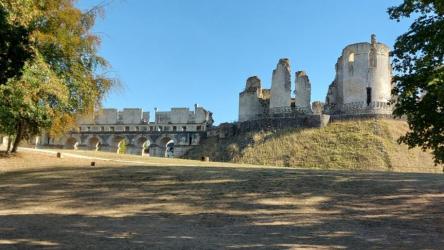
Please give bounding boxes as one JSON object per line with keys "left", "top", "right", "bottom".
{"left": 270, "top": 58, "right": 291, "bottom": 110}
{"left": 294, "top": 71, "right": 311, "bottom": 111}
{"left": 238, "top": 76, "right": 269, "bottom": 122}
{"left": 325, "top": 34, "right": 392, "bottom": 115}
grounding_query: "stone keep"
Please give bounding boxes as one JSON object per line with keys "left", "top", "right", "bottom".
{"left": 325, "top": 34, "right": 392, "bottom": 115}
{"left": 294, "top": 71, "right": 311, "bottom": 110}
{"left": 270, "top": 58, "right": 291, "bottom": 110}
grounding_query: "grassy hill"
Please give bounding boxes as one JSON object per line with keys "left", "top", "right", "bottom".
{"left": 185, "top": 119, "right": 441, "bottom": 172}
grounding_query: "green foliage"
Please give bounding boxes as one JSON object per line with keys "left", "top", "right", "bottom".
{"left": 118, "top": 140, "right": 128, "bottom": 154}
{"left": 0, "top": 54, "right": 64, "bottom": 142}
{"left": 0, "top": 0, "right": 116, "bottom": 152}
{"left": 0, "top": 5, "right": 33, "bottom": 85}
{"left": 388, "top": 0, "right": 444, "bottom": 164}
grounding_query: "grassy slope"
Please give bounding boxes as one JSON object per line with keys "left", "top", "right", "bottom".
{"left": 185, "top": 119, "right": 441, "bottom": 172}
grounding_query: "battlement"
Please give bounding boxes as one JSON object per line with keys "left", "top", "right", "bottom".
{"left": 77, "top": 105, "right": 213, "bottom": 126}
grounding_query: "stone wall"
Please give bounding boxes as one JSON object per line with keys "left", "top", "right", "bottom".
{"left": 294, "top": 71, "right": 311, "bottom": 110}
{"left": 239, "top": 76, "right": 269, "bottom": 122}
{"left": 41, "top": 105, "right": 213, "bottom": 158}
{"left": 41, "top": 130, "right": 206, "bottom": 157}
{"left": 95, "top": 109, "right": 119, "bottom": 124}
{"left": 120, "top": 108, "right": 144, "bottom": 124}
{"left": 237, "top": 114, "right": 330, "bottom": 133}
{"left": 270, "top": 58, "right": 291, "bottom": 109}
{"left": 329, "top": 113, "right": 396, "bottom": 122}
{"left": 325, "top": 34, "right": 392, "bottom": 116}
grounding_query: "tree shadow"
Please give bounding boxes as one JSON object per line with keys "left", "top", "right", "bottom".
{"left": 0, "top": 165, "right": 443, "bottom": 249}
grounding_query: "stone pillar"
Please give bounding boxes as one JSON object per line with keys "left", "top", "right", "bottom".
{"left": 295, "top": 71, "right": 311, "bottom": 111}
{"left": 270, "top": 58, "right": 291, "bottom": 109}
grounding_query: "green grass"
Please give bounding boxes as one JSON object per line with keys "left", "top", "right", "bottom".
{"left": 185, "top": 119, "right": 440, "bottom": 172}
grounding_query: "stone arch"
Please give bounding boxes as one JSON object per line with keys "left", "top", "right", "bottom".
{"left": 158, "top": 136, "right": 175, "bottom": 158}
{"left": 112, "top": 135, "right": 128, "bottom": 154}
{"left": 88, "top": 136, "right": 101, "bottom": 151}
{"left": 64, "top": 137, "right": 78, "bottom": 150}
{"left": 135, "top": 136, "right": 152, "bottom": 156}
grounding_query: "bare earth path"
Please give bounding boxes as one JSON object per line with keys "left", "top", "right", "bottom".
{"left": 0, "top": 151, "right": 443, "bottom": 249}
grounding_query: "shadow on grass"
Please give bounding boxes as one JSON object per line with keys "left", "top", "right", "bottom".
{"left": 0, "top": 165, "right": 443, "bottom": 249}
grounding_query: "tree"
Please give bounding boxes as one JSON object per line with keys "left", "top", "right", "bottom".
{"left": 0, "top": 0, "right": 116, "bottom": 153}
{"left": 0, "top": 5, "right": 33, "bottom": 85}
{"left": 388, "top": 0, "right": 444, "bottom": 164}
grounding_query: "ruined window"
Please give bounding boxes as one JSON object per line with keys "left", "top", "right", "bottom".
{"left": 136, "top": 126, "right": 140, "bottom": 132}
{"left": 142, "top": 126, "right": 147, "bottom": 131}
{"left": 196, "top": 126, "right": 202, "bottom": 131}
{"left": 348, "top": 53, "right": 355, "bottom": 62}
{"left": 150, "top": 126, "right": 154, "bottom": 131}
{"left": 87, "top": 127, "right": 91, "bottom": 132}
{"left": 173, "top": 126, "right": 177, "bottom": 131}
{"left": 348, "top": 53, "right": 354, "bottom": 75}
{"left": 189, "top": 136, "right": 192, "bottom": 145}
{"left": 182, "top": 126, "right": 187, "bottom": 132}
{"left": 125, "top": 126, "right": 130, "bottom": 132}
{"left": 79, "top": 127, "right": 82, "bottom": 131}
{"left": 101, "top": 126, "right": 105, "bottom": 132}
{"left": 110, "top": 126, "right": 115, "bottom": 132}
{"left": 366, "top": 87, "right": 372, "bottom": 106}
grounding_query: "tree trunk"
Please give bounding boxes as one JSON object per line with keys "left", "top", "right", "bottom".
{"left": 11, "top": 121, "right": 24, "bottom": 153}
{"left": 6, "top": 135, "right": 12, "bottom": 153}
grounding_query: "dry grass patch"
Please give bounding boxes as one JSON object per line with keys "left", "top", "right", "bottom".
{"left": 0, "top": 151, "right": 443, "bottom": 249}
{"left": 186, "top": 119, "right": 441, "bottom": 172}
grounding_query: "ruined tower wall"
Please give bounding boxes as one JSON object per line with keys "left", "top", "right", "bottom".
{"left": 239, "top": 92, "right": 266, "bottom": 122}
{"left": 326, "top": 35, "right": 392, "bottom": 115}
{"left": 294, "top": 71, "right": 311, "bottom": 110}
{"left": 369, "top": 43, "right": 391, "bottom": 104}
{"left": 238, "top": 76, "right": 268, "bottom": 122}
{"left": 270, "top": 59, "right": 291, "bottom": 110}
{"left": 341, "top": 43, "right": 372, "bottom": 104}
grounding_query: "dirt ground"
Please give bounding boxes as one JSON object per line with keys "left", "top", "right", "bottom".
{"left": 0, "top": 151, "right": 443, "bottom": 249}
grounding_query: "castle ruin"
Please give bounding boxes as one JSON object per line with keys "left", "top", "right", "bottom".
{"left": 36, "top": 35, "right": 394, "bottom": 156}
{"left": 39, "top": 105, "right": 213, "bottom": 157}
{"left": 238, "top": 34, "right": 393, "bottom": 131}
{"left": 239, "top": 59, "right": 313, "bottom": 123}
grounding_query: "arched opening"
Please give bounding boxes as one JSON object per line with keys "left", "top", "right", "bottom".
{"left": 117, "top": 139, "right": 128, "bottom": 154}
{"left": 88, "top": 137, "right": 100, "bottom": 151}
{"left": 160, "top": 137, "right": 175, "bottom": 158}
{"left": 348, "top": 52, "right": 355, "bottom": 62}
{"left": 348, "top": 52, "right": 355, "bottom": 75}
{"left": 65, "top": 137, "right": 78, "bottom": 150}
{"left": 112, "top": 136, "right": 127, "bottom": 154}
{"left": 137, "top": 137, "right": 151, "bottom": 156}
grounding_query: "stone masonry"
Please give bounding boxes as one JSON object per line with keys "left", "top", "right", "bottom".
{"left": 41, "top": 105, "right": 213, "bottom": 157}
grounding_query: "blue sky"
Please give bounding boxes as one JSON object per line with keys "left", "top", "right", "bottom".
{"left": 78, "top": 0, "right": 410, "bottom": 124}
